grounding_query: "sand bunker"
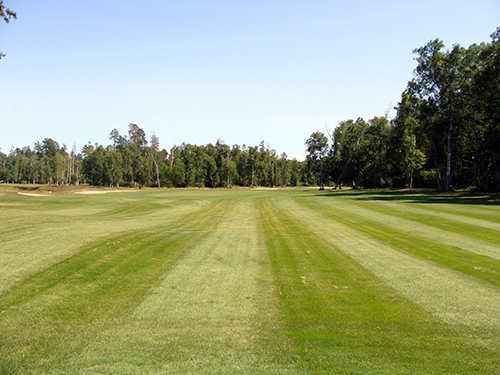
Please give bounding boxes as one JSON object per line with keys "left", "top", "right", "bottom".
{"left": 18, "top": 192, "right": 51, "bottom": 197}
{"left": 75, "top": 190, "right": 138, "bottom": 195}
{"left": 252, "top": 187, "right": 281, "bottom": 191}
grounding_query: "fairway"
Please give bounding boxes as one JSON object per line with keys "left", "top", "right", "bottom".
{"left": 0, "top": 188, "right": 499, "bottom": 374}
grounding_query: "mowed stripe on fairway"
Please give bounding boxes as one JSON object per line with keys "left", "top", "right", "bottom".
{"left": 356, "top": 199, "right": 500, "bottom": 246}
{"left": 415, "top": 203, "right": 500, "bottom": 223}
{"left": 0, "top": 194, "right": 210, "bottom": 294}
{"left": 296, "top": 197, "right": 500, "bottom": 287}
{"left": 0, "top": 188, "right": 499, "bottom": 374}
{"left": 258, "top": 198, "right": 499, "bottom": 374}
{"left": 306, "top": 195, "right": 500, "bottom": 260}
{"left": 0, "top": 200, "right": 226, "bottom": 373}
{"left": 277, "top": 198, "right": 500, "bottom": 330}
{"left": 369, "top": 200, "right": 500, "bottom": 231}
{"left": 63, "top": 199, "right": 283, "bottom": 374}
{"left": 322, "top": 191, "right": 500, "bottom": 223}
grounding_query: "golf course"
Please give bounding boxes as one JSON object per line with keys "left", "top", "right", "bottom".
{"left": 0, "top": 187, "right": 498, "bottom": 374}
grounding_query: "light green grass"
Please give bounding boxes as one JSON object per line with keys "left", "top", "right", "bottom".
{"left": 0, "top": 188, "right": 499, "bottom": 374}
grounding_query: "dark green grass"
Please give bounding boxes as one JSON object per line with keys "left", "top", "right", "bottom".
{"left": 0, "top": 201, "right": 226, "bottom": 373}
{"left": 322, "top": 190, "right": 500, "bottom": 206}
{"left": 296, "top": 196, "right": 500, "bottom": 287}
{"left": 258, "top": 198, "right": 499, "bottom": 374}
{"left": 357, "top": 199, "right": 500, "bottom": 244}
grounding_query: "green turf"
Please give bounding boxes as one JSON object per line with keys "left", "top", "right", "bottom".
{"left": 0, "top": 188, "right": 499, "bottom": 374}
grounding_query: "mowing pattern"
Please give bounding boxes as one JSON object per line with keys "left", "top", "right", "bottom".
{"left": 0, "top": 188, "right": 499, "bottom": 374}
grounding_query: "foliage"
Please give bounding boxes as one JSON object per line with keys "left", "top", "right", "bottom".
{"left": 320, "top": 27, "right": 499, "bottom": 191}
{"left": 305, "top": 131, "right": 329, "bottom": 188}
{"left": 1, "top": 123, "right": 306, "bottom": 187}
{"left": 1, "top": 27, "right": 499, "bottom": 191}
{"left": 0, "top": 1, "right": 16, "bottom": 59}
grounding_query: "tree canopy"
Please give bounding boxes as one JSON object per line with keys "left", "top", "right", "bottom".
{"left": 0, "top": 1, "right": 16, "bottom": 59}
{"left": 310, "top": 27, "right": 500, "bottom": 192}
{"left": 1, "top": 27, "right": 498, "bottom": 191}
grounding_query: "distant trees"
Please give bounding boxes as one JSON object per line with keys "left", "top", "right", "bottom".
{"left": 1, "top": 27, "right": 498, "bottom": 191}
{"left": 1, "top": 123, "right": 305, "bottom": 188}
{"left": 0, "top": 139, "right": 82, "bottom": 185}
{"left": 152, "top": 139, "right": 303, "bottom": 188}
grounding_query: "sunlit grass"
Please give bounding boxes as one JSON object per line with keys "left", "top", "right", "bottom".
{"left": 0, "top": 187, "right": 498, "bottom": 373}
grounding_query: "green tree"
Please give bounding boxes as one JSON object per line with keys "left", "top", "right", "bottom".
{"left": 150, "top": 133, "right": 161, "bottom": 187}
{"left": 332, "top": 119, "right": 369, "bottom": 189}
{"left": 305, "top": 132, "right": 329, "bottom": 189}
{"left": 0, "top": 1, "right": 16, "bottom": 59}
{"left": 409, "top": 40, "right": 471, "bottom": 191}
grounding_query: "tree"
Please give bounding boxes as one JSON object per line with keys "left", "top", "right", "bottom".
{"left": 109, "top": 128, "right": 126, "bottom": 148}
{"left": 471, "top": 27, "right": 500, "bottom": 190}
{"left": 82, "top": 146, "right": 106, "bottom": 186}
{"left": 305, "top": 132, "right": 329, "bottom": 189}
{"left": 331, "top": 119, "right": 369, "bottom": 189}
{"left": 171, "top": 150, "right": 186, "bottom": 187}
{"left": 150, "top": 133, "right": 161, "bottom": 187}
{"left": 393, "top": 92, "right": 428, "bottom": 188}
{"left": 408, "top": 40, "right": 471, "bottom": 191}
{"left": 4, "top": 24, "right": 498, "bottom": 192}
{"left": 105, "top": 148, "right": 123, "bottom": 187}
{"left": 128, "top": 123, "right": 147, "bottom": 148}
{"left": 0, "top": 1, "right": 16, "bottom": 59}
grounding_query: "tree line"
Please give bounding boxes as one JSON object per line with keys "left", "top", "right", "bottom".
{"left": 1, "top": 124, "right": 307, "bottom": 188}
{"left": 306, "top": 27, "right": 499, "bottom": 192}
{"left": 1, "top": 27, "right": 498, "bottom": 191}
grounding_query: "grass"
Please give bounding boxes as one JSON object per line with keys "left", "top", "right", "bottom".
{"left": 0, "top": 187, "right": 499, "bottom": 373}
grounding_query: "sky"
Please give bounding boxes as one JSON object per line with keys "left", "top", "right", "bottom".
{"left": 1, "top": 1, "right": 498, "bottom": 159}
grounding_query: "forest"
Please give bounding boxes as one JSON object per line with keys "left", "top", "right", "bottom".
{"left": 1, "top": 27, "right": 499, "bottom": 191}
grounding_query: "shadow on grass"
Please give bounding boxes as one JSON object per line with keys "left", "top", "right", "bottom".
{"left": 311, "top": 189, "right": 500, "bottom": 206}
{"left": 17, "top": 185, "right": 41, "bottom": 191}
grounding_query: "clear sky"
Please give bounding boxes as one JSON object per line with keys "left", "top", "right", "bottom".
{"left": 1, "top": 0, "right": 498, "bottom": 159}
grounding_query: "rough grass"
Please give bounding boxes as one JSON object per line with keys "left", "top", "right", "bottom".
{"left": 0, "top": 187, "right": 498, "bottom": 374}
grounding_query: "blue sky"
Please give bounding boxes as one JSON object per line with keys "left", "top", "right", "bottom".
{"left": 1, "top": 1, "right": 498, "bottom": 159}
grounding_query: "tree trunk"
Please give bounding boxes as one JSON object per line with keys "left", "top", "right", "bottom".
{"left": 153, "top": 157, "right": 160, "bottom": 188}
{"left": 444, "top": 117, "right": 453, "bottom": 192}
{"left": 148, "top": 151, "right": 161, "bottom": 188}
